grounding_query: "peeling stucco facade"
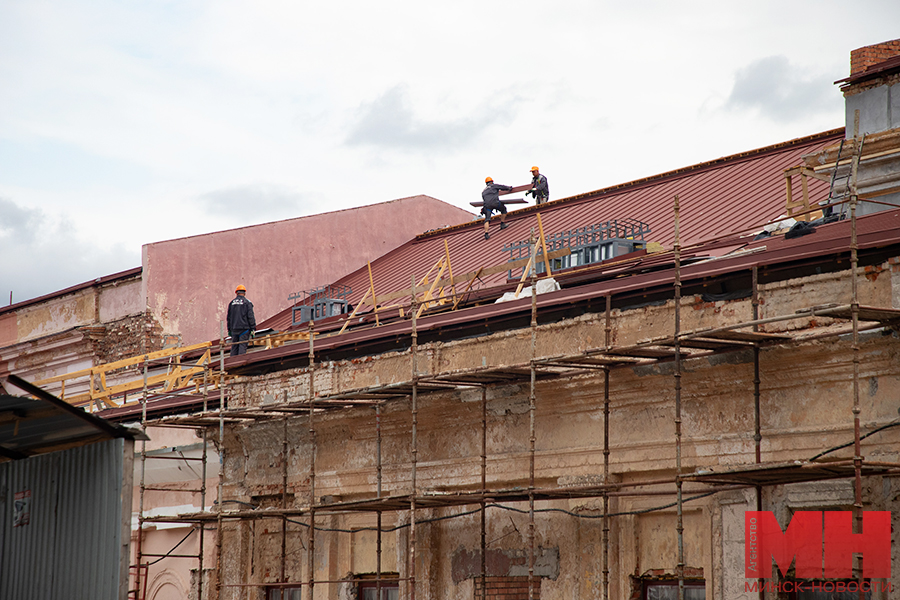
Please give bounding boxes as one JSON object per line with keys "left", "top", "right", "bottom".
{"left": 210, "top": 256, "right": 900, "bottom": 599}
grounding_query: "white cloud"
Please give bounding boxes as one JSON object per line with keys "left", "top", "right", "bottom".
{"left": 725, "top": 55, "right": 840, "bottom": 122}
{"left": 3, "top": 0, "right": 900, "bottom": 303}
{"left": 0, "top": 197, "right": 139, "bottom": 305}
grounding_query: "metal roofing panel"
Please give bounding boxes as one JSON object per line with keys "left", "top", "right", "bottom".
{"left": 259, "top": 129, "right": 842, "bottom": 333}
{"left": 236, "top": 206, "right": 900, "bottom": 373}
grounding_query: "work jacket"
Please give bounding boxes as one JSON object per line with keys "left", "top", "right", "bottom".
{"left": 227, "top": 295, "right": 257, "bottom": 335}
{"left": 531, "top": 174, "right": 549, "bottom": 203}
{"left": 482, "top": 182, "right": 513, "bottom": 207}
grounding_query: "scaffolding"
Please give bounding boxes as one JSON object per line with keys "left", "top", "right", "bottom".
{"left": 127, "top": 187, "right": 900, "bottom": 599}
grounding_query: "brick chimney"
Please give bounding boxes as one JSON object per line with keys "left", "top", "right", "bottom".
{"left": 849, "top": 39, "right": 900, "bottom": 76}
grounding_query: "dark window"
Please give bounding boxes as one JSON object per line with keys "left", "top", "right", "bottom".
{"left": 643, "top": 580, "right": 705, "bottom": 600}
{"left": 358, "top": 580, "right": 399, "bottom": 600}
{"left": 266, "top": 588, "right": 302, "bottom": 600}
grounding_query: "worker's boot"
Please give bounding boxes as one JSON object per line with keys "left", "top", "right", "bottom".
{"left": 500, "top": 222, "right": 508, "bottom": 230}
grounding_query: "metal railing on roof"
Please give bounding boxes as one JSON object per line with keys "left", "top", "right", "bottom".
{"left": 503, "top": 218, "right": 650, "bottom": 278}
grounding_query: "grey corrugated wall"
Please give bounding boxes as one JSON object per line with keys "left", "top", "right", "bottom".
{"left": 0, "top": 438, "right": 133, "bottom": 600}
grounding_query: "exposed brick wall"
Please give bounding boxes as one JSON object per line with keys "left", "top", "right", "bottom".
{"left": 93, "top": 311, "right": 165, "bottom": 365}
{"left": 473, "top": 576, "right": 540, "bottom": 600}
{"left": 850, "top": 39, "right": 900, "bottom": 75}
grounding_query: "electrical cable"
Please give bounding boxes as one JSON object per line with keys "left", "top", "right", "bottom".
{"left": 145, "top": 528, "right": 196, "bottom": 566}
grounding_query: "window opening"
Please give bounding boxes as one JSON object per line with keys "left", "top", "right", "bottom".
{"left": 642, "top": 580, "right": 706, "bottom": 600}
{"left": 356, "top": 574, "right": 400, "bottom": 600}
{"left": 266, "top": 587, "right": 303, "bottom": 600}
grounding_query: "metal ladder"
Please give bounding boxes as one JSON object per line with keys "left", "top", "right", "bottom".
{"left": 825, "top": 135, "right": 866, "bottom": 218}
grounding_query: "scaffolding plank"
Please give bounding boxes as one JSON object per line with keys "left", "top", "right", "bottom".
{"left": 606, "top": 347, "right": 677, "bottom": 359}
{"left": 699, "top": 330, "right": 793, "bottom": 343}
{"left": 683, "top": 460, "right": 900, "bottom": 486}
{"left": 658, "top": 337, "right": 752, "bottom": 351}
{"left": 813, "top": 305, "right": 900, "bottom": 322}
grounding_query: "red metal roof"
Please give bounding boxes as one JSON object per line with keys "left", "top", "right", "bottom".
{"left": 235, "top": 207, "right": 900, "bottom": 373}
{"left": 259, "top": 129, "right": 843, "bottom": 333}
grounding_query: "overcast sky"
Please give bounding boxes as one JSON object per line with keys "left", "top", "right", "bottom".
{"left": 2, "top": 1, "right": 899, "bottom": 305}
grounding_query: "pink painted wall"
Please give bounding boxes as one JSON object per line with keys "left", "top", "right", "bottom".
{"left": 142, "top": 195, "right": 473, "bottom": 344}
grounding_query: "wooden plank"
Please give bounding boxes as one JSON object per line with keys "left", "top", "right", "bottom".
{"left": 500, "top": 184, "right": 533, "bottom": 195}
{"left": 536, "top": 213, "right": 552, "bottom": 276}
{"left": 470, "top": 199, "right": 528, "bottom": 207}
{"left": 367, "top": 261, "right": 380, "bottom": 326}
{"left": 338, "top": 287, "right": 371, "bottom": 334}
{"left": 444, "top": 239, "right": 457, "bottom": 302}
{"left": 513, "top": 255, "right": 534, "bottom": 298}
{"left": 452, "top": 267, "right": 483, "bottom": 310}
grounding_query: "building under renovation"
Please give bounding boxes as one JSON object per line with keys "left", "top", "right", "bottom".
{"left": 127, "top": 40, "right": 900, "bottom": 600}
{"left": 3, "top": 40, "right": 900, "bottom": 600}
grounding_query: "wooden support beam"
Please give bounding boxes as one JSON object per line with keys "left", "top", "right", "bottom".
{"left": 35, "top": 341, "right": 212, "bottom": 387}
{"left": 535, "top": 213, "right": 552, "bottom": 276}
{"left": 369, "top": 248, "right": 571, "bottom": 306}
{"left": 367, "top": 261, "right": 380, "bottom": 326}
{"left": 338, "top": 288, "right": 371, "bottom": 334}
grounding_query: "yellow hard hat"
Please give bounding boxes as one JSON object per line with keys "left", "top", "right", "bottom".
{"left": 235, "top": 285, "right": 247, "bottom": 293}
{"left": 531, "top": 166, "right": 539, "bottom": 172}
{"left": 485, "top": 176, "right": 493, "bottom": 183}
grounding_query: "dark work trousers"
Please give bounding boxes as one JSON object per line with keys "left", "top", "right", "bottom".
{"left": 230, "top": 331, "right": 251, "bottom": 356}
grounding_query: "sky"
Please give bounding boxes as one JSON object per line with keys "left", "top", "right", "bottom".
{"left": 2, "top": 1, "right": 899, "bottom": 305}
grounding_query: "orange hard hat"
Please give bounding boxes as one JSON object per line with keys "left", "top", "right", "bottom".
{"left": 485, "top": 176, "right": 493, "bottom": 183}
{"left": 235, "top": 285, "right": 247, "bottom": 293}
{"left": 531, "top": 166, "right": 539, "bottom": 172}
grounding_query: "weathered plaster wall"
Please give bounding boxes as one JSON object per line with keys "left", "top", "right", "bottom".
{"left": 142, "top": 196, "right": 473, "bottom": 346}
{"left": 214, "top": 259, "right": 900, "bottom": 599}
{"left": 0, "top": 275, "right": 163, "bottom": 399}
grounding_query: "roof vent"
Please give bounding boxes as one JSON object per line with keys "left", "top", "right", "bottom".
{"left": 289, "top": 285, "right": 352, "bottom": 325}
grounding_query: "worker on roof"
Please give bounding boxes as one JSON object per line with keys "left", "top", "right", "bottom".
{"left": 227, "top": 285, "right": 256, "bottom": 356}
{"left": 527, "top": 166, "right": 549, "bottom": 205}
{"left": 481, "top": 176, "right": 513, "bottom": 240}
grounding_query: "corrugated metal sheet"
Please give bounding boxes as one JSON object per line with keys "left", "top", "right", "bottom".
{"left": 260, "top": 129, "right": 842, "bottom": 332}
{"left": 0, "top": 438, "right": 131, "bottom": 600}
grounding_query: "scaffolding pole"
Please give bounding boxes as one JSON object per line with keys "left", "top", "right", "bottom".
{"left": 849, "top": 135, "right": 864, "bottom": 600}
{"left": 481, "top": 386, "right": 487, "bottom": 600}
{"left": 377, "top": 399, "right": 383, "bottom": 600}
{"left": 528, "top": 237, "right": 538, "bottom": 600}
{"left": 409, "top": 275, "right": 419, "bottom": 600}
{"left": 307, "top": 321, "right": 316, "bottom": 600}
{"left": 281, "top": 414, "right": 289, "bottom": 587}
{"left": 673, "top": 196, "right": 685, "bottom": 600}
{"left": 216, "top": 322, "right": 226, "bottom": 600}
{"left": 602, "top": 294, "right": 612, "bottom": 600}
{"left": 133, "top": 346, "right": 149, "bottom": 600}
{"left": 751, "top": 266, "right": 763, "bottom": 600}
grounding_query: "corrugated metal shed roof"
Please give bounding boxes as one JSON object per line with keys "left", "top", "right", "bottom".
{"left": 260, "top": 129, "right": 842, "bottom": 333}
{"left": 0, "top": 375, "right": 137, "bottom": 460}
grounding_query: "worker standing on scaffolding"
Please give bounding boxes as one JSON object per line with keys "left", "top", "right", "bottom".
{"left": 481, "top": 177, "right": 513, "bottom": 240}
{"left": 227, "top": 285, "right": 256, "bottom": 356}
